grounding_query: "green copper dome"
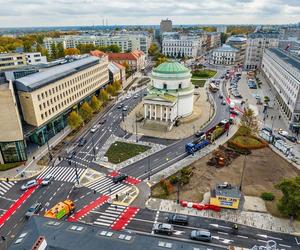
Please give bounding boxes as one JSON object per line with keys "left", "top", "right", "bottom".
{"left": 153, "top": 61, "right": 190, "bottom": 74}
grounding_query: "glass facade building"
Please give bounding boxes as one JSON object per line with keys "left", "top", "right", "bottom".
{"left": 0, "top": 140, "right": 27, "bottom": 163}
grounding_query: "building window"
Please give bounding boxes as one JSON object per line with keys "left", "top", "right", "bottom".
{"left": 163, "top": 83, "right": 167, "bottom": 89}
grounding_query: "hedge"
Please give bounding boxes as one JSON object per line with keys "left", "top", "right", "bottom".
{"left": 261, "top": 192, "right": 275, "bottom": 201}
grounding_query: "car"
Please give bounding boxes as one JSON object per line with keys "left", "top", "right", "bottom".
{"left": 67, "top": 151, "right": 76, "bottom": 160}
{"left": 284, "top": 135, "right": 297, "bottom": 143}
{"left": 255, "top": 94, "right": 261, "bottom": 100}
{"left": 90, "top": 125, "right": 99, "bottom": 133}
{"left": 21, "top": 179, "right": 39, "bottom": 191}
{"left": 143, "top": 93, "right": 147, "bottom": 96}
{"left": 190, "top": 230, "right": 212, "bottom": 242}
{"left": 278, "top": 130, "right": 289, "bottom": 136}
{"left": 41, "top": 175, "right": 54, "bottom": 186}
{"left": 167, "top": 214, "right": 189, "bottom": 225}
{"left": 122, "top": 106, "right": 128, "bottom": 112}
{"left": 274, "top": 135, "right": 285, "bottom": 142}
{"left": 126, "top": 95, "right": 131, "bottom": 99}
{"left": 112, "top": 173, "right": 128, "bottom": 184}
{"left": 262, "top": 127, "right": 273, "bottom": 134}
{"left": 219, "top": 94, "right": 223, "bottom": 99}
{"left": 221, "top": 100, "right": 226, "bottom": 105}
{"left": 99, "top": 119, "right": 106, "bottom": 125}
{"left": 230, "top": 110, "right": 239, "bottom": 116}
{"left": 78, "top": 138, "right": 87, "bottom": 146}
{"left": 233, "top": 93, "right": 243, "bottom": 98}
{"left": 195, "top": 130, "right": 205, "bottom": 138}
{"left": 117, "top": 103, "right": 124, "bottom": 109}
{"left": 134, "top": 94, "right": 139, "bottom": 99}
{"left": 153, "top": 223, "right": 173, "bottom": 235}
{"left": 25, "top": 202, "right": 42, "bottom": 218}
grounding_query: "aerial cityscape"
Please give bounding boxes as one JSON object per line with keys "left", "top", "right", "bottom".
{"left": 0, "top": 0, "right": 300, "bottom": 249}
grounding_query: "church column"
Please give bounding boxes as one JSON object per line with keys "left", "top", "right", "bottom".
{"left": 154, "top": 105, "right": 157, "bottom": 120}
{"left": 149, "top": 105, "right": 152, "bottom": 120}
{"left": 144, "top": 104, "right": 147, "bottom": 119}
{"left": 160, "top": 105, "right": 163, "bottom": 121}
{"left": 165, "top": 107, "right": 168, "bottom": 122}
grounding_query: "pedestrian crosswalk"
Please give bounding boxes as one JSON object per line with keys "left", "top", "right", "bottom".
{"left": 85, "top": 176, "right": 132, "bottom": 196}
{"left": 38, "top": 166, "right": 86, "bottom": 183}
{"left": 93, "top": 204, "right": 126, "bottom": 227}
{"left": 0, "top": 181, "right": 16, "bottom": 196}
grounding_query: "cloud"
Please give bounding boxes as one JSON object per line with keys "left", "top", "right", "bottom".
{"left": 0, "top": 0, "right": 299, "bottom": 27}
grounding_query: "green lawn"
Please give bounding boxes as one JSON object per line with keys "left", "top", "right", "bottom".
{"left": 105, "top": 141, "right": 151, "bottom": 164}
{"left": 231, "top": 136, "right": 263, "bottom": 148}
{"left": 191, "top": 79, "right": 206, "bottom": 87}
{"left": 192, "top": 69, "right": 217, "bottom": 79}
{"left": 0, "top": 162, "right": 23, "bottom": 171}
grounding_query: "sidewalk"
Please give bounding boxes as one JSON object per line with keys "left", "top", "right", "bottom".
{"left": 145, "top": 198, "right": 299, "bottom": 234}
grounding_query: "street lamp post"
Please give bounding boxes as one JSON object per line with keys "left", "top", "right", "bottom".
{"left": 45, "top": 131, "right": 53, "bottom": 160}
{"left": 68, "top": 152, "right": 79, "bottom": 186}
{"left": 148, "top": 156, "right": 151, "bottom": 180}
{"left": 135, "top": 113, "right": 138, "bottom": 142}
{"left": 91, "top": 135, "right": 96, "bottom": 161}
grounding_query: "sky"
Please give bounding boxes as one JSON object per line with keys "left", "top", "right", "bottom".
{"left": 0, "top": 0, "right": 299, "bottom": 27}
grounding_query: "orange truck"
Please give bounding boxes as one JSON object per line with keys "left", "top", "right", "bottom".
{"left": 44, "top": 200, "right": 75, "bottom": 219}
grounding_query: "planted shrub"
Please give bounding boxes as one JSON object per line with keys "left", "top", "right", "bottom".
{"left": 261, "top": 192, "right": 275, "bottom": 201}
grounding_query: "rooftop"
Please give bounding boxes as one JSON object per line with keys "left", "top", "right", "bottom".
{"left": 153, "top": 61, "right": 190, "bottom": 75}
{"left": 227, "top": 36, "right": 247, "bottom": 43}
{"left": 212, "top": 183, "right": 241, "bottom": 199}
{"left": 268, "top": 48, "right": 300, "bottom": 71}
{"left": 15, "top": 56, "right": 100, "bottom": 92}
{"left": 214, "top": 44, "right": 239, "bottom": 53}
{"left": 248, "top": 32, "right": 279, "bottom": 39}
{"left": 8, "top": 216, "right": 219, "bottom": 250}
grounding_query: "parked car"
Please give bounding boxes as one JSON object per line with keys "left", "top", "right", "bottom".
{"left": 278, "top": 130, "right": 289, "bottom": 136}
{"left": 218, "top": 94, "right": 223, "bottom": 99}
{"left": 221, "top": 100, "right": 226, "bottom": 105}
{"left": 78, "top": 138, "right": 87, "bottom": 146}
{"left": 112, "top": 173, "right": 128, "bottom": 184}
{"left": 99, "top": 119, "right": 106, "bottom": 125}
{"left": 126, "top": 95, "right": 131, "bottom": 99}
{"left": 90, "top": 125, "right": 99, "bottom": 133}
{"left": 284, "top": 135, "right": 297, "bottom": 143}
{"left": 153, "top": 223, "right": 173, "bottom": 235}
{"left": 233, "top": 93, "right": 243, "bottom": 98}
{"left": 122, "top": 106, "right": 128, "bottom": 112}
{"left": 134, "top": 94, "right": 139, "bottom": 99}
{"left": 117, "top": 103, "right": 124, "bottom": 109}
{"left": 273, "top": 135, "right": 285, "bottom": 142}
{"left": 262, "top": 127, "right": 273, "bottom": 134}
{"left": 167, "top": 214, "right": 189, "bottom": 225}
{"left": 190, "top": 230, "right": 212, "bottom": 242}
{"left": 41, "top": 175, "right": 54, "bottom": 186}
{"left": 25, "top": 203, "right": 42, "bottom": 218}
{"left": 21, "top": 180, "right": 39, "bottom": 191}
{"left": 230, "top": 110, "right": 239, "bottom": 116}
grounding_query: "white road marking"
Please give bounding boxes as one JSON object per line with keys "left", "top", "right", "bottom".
{"left": 237, "top": 235, "right": 248, "bottom": 239}
{"left": 279, "top": 244, "right": 291, "bottom": 248}
{"left": 218, "top": 232, "right": 229, "bottom": 235}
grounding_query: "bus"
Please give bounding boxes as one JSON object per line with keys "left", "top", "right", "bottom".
{"left": 209, "top": 83, "right": 219, "bottom": 92}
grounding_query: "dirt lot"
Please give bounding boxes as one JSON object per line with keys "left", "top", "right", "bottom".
{"left": 152, "top": 147, "right": 300, "bottom": 217}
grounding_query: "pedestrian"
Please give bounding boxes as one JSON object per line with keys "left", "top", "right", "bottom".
{"left": 6, "top": 177, "right": 9, "bottom": 183}
{"left": 115, "top": 205, "right": 118, "bottom": 210}
{"left": 93, "top": 190, "right": 96, "bottom": 194}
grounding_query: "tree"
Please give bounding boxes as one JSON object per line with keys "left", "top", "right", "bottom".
{"left": 113, "top": 80, "right": 122, "bottom": 92}
{"left": 275, "top": 176, "right": 300, "bottom": 218}
{"left": 107, "top": 44, "right": 121, "bottom": 53}
{"left": 99, "top": 89, "right": 109, "bottom": 103}
{"left": 221, "top": 32, "right": 228, "bottom": 44}
{"left": 77, "top": 44, "right": 96, "bottom": 54}
{"left": 91, "top": 95, "right": 101, "bottom": 112}
{"left": 155, "top": 55, "right": 167, "bottom": 67}
{"left": 148, "top": 43, "right": 159, "bottom": 56}
{"left": 79, "top": 102, "right": 93, "bottom": 121}
{"left": 240, "top": 107, "right": 258, "bottom": 133}
{"left": 106, "top": 84, "right": 116, "bottom": 96}
{"left": 67, "top": 111, "right": 83, "bottom": 130}
{"left": 56, "top": 42, "right": 65, "bottom": 58}
{"left": 64, "top": 48, "right": 80, "bottom": 55}
{"left": 122, "top": 61, "right": 130, "bottom": 74}
{"left": 50, "top": 43, "right": 58, "bottom": 60}
{"left": 23, "top": 41, "right": 33, "bottom": 52}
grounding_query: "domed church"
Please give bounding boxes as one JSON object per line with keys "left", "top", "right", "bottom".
{"left": 143, "top": 61, "right": 194, "bottom": 128}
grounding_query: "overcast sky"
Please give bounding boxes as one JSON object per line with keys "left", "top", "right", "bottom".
{"left": 0, "top": 0, "right": 299, "bottom": 27}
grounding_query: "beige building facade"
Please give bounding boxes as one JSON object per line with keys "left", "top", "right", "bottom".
{"left": 0, "top": 53, "right": 27, "bottom": 70}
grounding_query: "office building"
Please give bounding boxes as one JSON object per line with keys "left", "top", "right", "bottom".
{"left": 206, "top": 32, "right": 221, "bottom": 50}
{"left": 25, "top": 52, "right": 47, "bottom": 65}
{"left": 0, "top": 53, "right": 27, "bottom": 70}
{"left": 160, "top": 19, "right": 172, "bottom": 33}
{"left": 0, "top": 56, "right": 109, "bottom": 164}
{"left": 143, "top": 61, "right": 194, "bottom": 130}
{"left": 211, "top": 44, "right": 239, "bottom": 65}
{"left": 279, "top": 27, "right": 300, "bottom": 40}
{"left": 244, "top": 32, "right": 279, "bottom": 70}
{"left": 261, "top": 48, "right": 300, "bottom": 131}
{"left": 108, "top": 50, "right": 145, "bottom": 72}
{"left": 162, "top": 37, "right": 199, "bottom": 58}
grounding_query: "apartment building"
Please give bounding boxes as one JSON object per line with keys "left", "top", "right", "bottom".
{"left": 261, "top": 48, "right": 300, "bottom": 131}
{"left": 0, "top": 56, "right": 109, "bottom": 163}
{"left": 206, "top": 32, "right": 221, "bottom": 50}
{"left": 211, "top": 44, "right": 239, "bottom": 65}
{"left": 108, "top": 50, "right": 146, "bottom": 72}
{"left": 226, "top": 36, "right": 247, "bottom": 64}
{"left": 0, "top": 53, "right": 27, "bottom": 70}
{"left": 279, "top": 27, "right": 300, "bottom": 40}
{"left": 44, "top": 34, "right": 151, "bottom": 56}
{"left": 25, "top": 52, "right": 47, "bottom": 65}
{"left": 244, "top": 32, "right": 279, "bottom": 70}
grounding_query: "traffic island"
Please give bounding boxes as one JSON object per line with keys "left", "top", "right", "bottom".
{"left": 94, "top": 134, "right": 166, "bottom": 171}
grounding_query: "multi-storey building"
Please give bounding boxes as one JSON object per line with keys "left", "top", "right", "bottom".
{"left": 0, "top": 53, "right": 27, "bottom": 70}
{"left": 279, "top": 27, "right": 300, "bottom": 40}
{"left": 162, "top": 37, "right": 199, "bottom": 58}
{"left": 43, "top": 34, "right": 151, "bottom": 56}
{"left": 244, "top": 32, "right": 279, "bottom": 70}
{"left": 0, "top": 56, "right": 109, "bottom": 163}
{"left": 261, "top": 48, "right": 300, "bottom": 131}
{"left": 160, "top": 19, "right": 172, "bottom": 33}
{"left": 25, "top": 52, "right": 47, "bottom": 65}
{"left": 206, "top": 32, "right": 221, "bottom": 50}
{"left": 211, "top": 44, "right": 239, "bottom": 65}
{"left": 226, "top": 36, "right": 247, "bottom": 65}
{"left": 217, "top": 26, "right": 227, "bottom": 33}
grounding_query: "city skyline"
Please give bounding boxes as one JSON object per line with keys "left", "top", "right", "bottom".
{"left": 0, "top": 0, "right": 299, "bottom": 28}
